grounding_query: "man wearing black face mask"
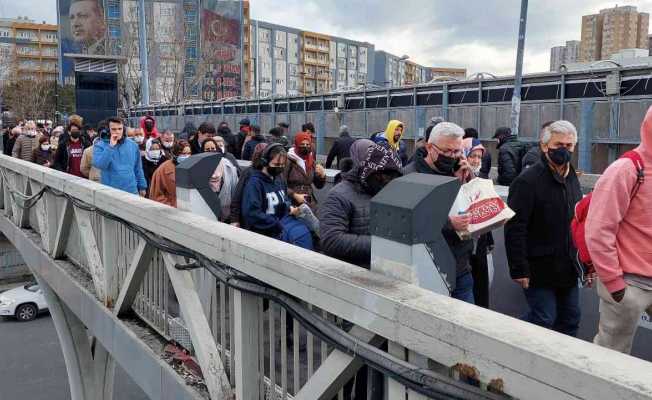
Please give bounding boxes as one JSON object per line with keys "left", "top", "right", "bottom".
{"left": 505, "top": 120, "right": 583, "bottom": 337}
{"left": 320, "top": 140, "right": 402, "bottom": 269}
{"left": 403, "top": 122, "right": 477, "bottom": 304}
{"left": 53, "top": 115, "right": 91, "bottom": 177}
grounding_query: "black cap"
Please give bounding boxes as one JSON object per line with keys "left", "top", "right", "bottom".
{"left": 493, "top": 127, "right": 511, "bottom": 139}
{"left": 239, "top": 118, "right": 250, "bottom": 126}
{"left": 278, "top": 122, "right": 289, "bottom": 128}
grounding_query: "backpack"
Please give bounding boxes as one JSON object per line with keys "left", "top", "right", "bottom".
{"left": 571, "top": 151, "right": 645, "bottom": 282}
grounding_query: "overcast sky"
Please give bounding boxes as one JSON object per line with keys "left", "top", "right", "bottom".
{"left": 2, "top": 0, "right": 651, "bottom": 75}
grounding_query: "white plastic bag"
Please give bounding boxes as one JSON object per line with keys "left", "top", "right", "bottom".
{"left": 448, "top": 178, "right": 515, "bottom": 239}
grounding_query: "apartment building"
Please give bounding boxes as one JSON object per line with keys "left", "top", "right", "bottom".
{"left": 249, "top": 20, "right": 374, "bottom": 97}
{"left": 580, "top": 5, "right": 649, "bottom": 62}
{"left": 550, "top": 40, "right": 581, "bottom": 71}
{"left": 0, "top": 17, "right": 58, "bottom": 81}
{"left": 373, "top": 51, "right": 431, "bottom": 87}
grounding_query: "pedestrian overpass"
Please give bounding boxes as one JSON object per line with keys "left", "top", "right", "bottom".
{"left": 0, "top": 154, "right": 650, "bottom": 400}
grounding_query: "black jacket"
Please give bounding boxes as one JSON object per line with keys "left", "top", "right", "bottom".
{"left": 325, "top": 133, "right": 355, "bottom": 169}
{"left": 217, "top": 128, "right": 238, "bottom": 155}
{"left": 521, "top": 146, "right": 541, "bottom": 171}
{"left": 504, "top": 153, "right": 582, "bottom": 288}
{"left": 496, "top": 136, "right": 529, "bottom": 186}
{"left": 479, "top": 151, "right": 492, "bottom": 179}
{"left": 241, "top": 135, "right": 266, "bottom": 161}
{"left": 319, "top": 173, "right": 372, "bottom": 268}
{"left": 235, "top": 131, "right": 247, "bottom": 160}
{"left": 52, "top": 132, "right": 91, "bottom": 172}
{"left": 3, "top": 135, "right": 16, "bottom": 156}
{"left": 403, "top": 147, "right": 473, "bottom": 277}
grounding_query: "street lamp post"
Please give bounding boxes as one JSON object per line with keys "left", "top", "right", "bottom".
{"left": 510, "top": 0, "right": 528, "bottom": 136}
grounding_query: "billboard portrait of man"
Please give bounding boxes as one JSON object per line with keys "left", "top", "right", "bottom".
{"left": 69, "top": 0, "right": 107, "bottom": 54}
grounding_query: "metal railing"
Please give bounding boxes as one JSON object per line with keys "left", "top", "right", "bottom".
{"left": 0, "top": 155, "right": 651, "bottom": 400}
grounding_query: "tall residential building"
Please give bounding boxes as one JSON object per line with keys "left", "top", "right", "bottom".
{"left": 373, "top": 51, "right": 430, "bottom": 87}
{"left": 249, "top": 20, "right": 374, "bottom": 97}
{"left": 0, "top": 17, "right": 58, "bottom": 81}
{"left": 550, "top": 40, "right": 581, "bottom": 71}
{"left": 580, "top": 6, "right": 649, "bottom": 62}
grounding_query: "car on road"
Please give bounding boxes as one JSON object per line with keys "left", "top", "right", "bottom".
{"left": 0, "top": 283, "right": 48, "bottom": 321}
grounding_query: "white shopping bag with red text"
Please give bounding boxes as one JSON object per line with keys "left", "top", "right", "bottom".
{"left": 448, "top": 178, "right": 515, "bottom": 239}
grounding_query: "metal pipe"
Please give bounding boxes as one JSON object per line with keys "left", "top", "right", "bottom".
{"left": 137, "top": 0, "right": 150, "bottom": 105}
{"left": 510, "top": 0, "right": 528, "bottom": 136}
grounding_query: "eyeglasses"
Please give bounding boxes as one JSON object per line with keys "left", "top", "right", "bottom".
{"left": 432, "top": 144, "right": 462, "bottom": 157}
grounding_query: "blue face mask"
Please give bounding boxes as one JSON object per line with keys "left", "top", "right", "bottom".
{"left": 177, "top": 155, "right": 190, "bottom": 163}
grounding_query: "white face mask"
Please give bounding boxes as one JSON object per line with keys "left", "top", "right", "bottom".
{"left": 134, "top": 136, "right": 144, "bottom": 144}
{"left": 162, "top": 141, "right": 173, "bottom": 148}
{"left": 177, "top": 155, "right": 190, "bottom": 162}
{"left": 41, "top": 144, "right": 51, "bottom": 151}
{"left": 148, "top": 150, "right": 161, "bottom": 159}
{"left": 471, "top": 165, "right": 481, "bottom": 175}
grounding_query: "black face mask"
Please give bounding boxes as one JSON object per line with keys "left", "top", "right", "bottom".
{"left": 144, "top": 121, "right": 154, "bottom": 131}
{"left": 364, "top": 171, "right": 399, "bottom": 196}
{"left": 267, "top": 166, "right": 284, "bottom": 177}
{"left": 548, "top": 147, "right": 572, "bottom": 166}
{"left": 434, "top": 154, "right": 460, "bottom": 176}
{"left": 298, "top": 147, "right": 311, "bottom": 156}
{"left": 70, "top": 131, "right": 81, "bottom": 139}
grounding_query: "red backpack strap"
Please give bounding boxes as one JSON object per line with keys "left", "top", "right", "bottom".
{"left": 621, "top": 150, "right": 645, "bottom": 197}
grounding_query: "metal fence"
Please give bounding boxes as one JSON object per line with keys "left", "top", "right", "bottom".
{"left": 127, "top": 66, "right": 652, "bottom": 173}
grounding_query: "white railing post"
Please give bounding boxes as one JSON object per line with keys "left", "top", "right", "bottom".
{"left": 233, "top": 288, "right": 261, "bottom": 400}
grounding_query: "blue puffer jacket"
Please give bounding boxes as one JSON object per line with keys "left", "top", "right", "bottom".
{"left": 93, "top": 138, "right": 147, "bottom": 194}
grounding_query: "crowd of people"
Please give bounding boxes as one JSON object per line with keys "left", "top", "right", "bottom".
{"left": 1, "top": 109, "right": 650, "bottom": 357}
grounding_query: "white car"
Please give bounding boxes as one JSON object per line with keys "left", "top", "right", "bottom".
{"left": 0, "top": 283, "right": 48, "bottom": 321}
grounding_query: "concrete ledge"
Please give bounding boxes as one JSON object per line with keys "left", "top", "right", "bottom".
{"left": 0, "top": 215, "right": 207, "bottom": 400}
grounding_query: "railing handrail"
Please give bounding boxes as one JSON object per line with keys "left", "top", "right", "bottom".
{"left": 1, "top": 154, "right": 651, "bottom": 399}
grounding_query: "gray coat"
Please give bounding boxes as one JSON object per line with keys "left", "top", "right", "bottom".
{"left": 319, "top": 173, "right": 372, "bottom": 268}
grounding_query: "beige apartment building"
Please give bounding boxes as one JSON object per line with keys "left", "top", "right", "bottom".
{"left": 580, "top": 5, "right": 649, "bottom": 62}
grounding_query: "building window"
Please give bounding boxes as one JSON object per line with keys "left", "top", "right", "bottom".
{"left": 108, "top": 4, "right": 120, "bottom": 18}
{"left": 109, "top": 25, "right": 121, "bottom": 39}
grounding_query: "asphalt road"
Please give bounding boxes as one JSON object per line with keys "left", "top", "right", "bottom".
{"left": 0, "top": 313, "right": 148, "bottom": 400}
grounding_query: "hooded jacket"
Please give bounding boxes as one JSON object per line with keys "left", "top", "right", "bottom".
{"left": 142, "top": 141, "right": 168, "bottom": 190}
{"left": 371, "top": 120, "right": 409, "bottom": 166}
{"left": 284, "top": 146, "right": 325, "bottom": 210}
{"left": 140, "top": 116, "right": 159, "bottom": 140}
{"left": 242, "top": 170, "right": 289, "bottom": 238}
{"left": 93, "top": 137, "right": 148, "bottom": 195}
{"left": 320, "top": 140, "right": 402, "bottom": 268}
{"left": 586, "top": 106, "right": 652, "bottom": 293}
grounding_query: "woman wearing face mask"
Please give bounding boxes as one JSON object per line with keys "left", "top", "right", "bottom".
{"left": 132, "top": 128, "right": 146, "bottom": 157}
{"left": 284, "top": 132, "right": 326, "bottom": 211}
{"left": 150, "top": 140, "right": 190, "bottom": 207}
{"left": 32, "top": 136, "right": 53, "bottom": 167}
{"left": 242, "top": 143, "right": 313, "bottom": 250}
{"left": 142, "top": 139, "right": 167, "bottom": 194}
{"left": 463, "top": 138, "right": 488, "bottom": 179}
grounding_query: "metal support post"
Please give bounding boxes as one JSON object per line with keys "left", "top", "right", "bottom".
{"left": 579, "top": 100, "right": 594, "bottom": 173}
{"left": 442, "top": 84, "right": 449, "bottom": 121}
{"left": 138, "top": 0, "right": 150, "bottom": 105}
{"left": 510, "top": 0, "right": 528, "bottom": 136}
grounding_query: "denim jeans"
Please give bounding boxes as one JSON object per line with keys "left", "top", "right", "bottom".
{"left": 523, "top": 285, "right": 581, "bottom": 337}
{"left": 452, "top": 271, "right": 475, "bottom": 304}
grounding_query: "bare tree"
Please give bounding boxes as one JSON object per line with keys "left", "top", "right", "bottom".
{"left": 2, "top": 70, "right": 56, "bottom": 120}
